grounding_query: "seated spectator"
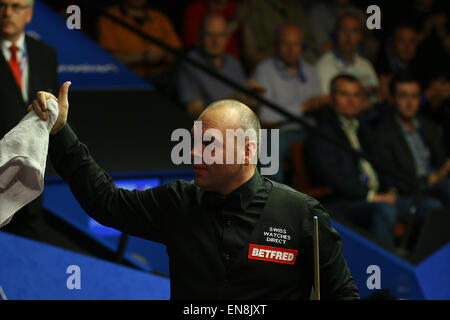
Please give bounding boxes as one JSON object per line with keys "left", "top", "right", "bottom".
{"left": 376, "top": 24, "right": 420, "bottom": 104}
{"left": 177, "top": 13, "right": 264, "bottom": 119}
{"left": 305, "top": 74, "right": 403, "bottom": 247}
{"left": 97, "top": 0, "right": 182, "bottom": 86}
{"left": 375, "top": 72, "right": 450, "bottom": 215}
{"left": 316, "top": 13, "right": 379, "bottom": 109}
{"left": 308, "top": 0, "right": 361, "bottom": 56}
{"left": 375, "top": 23, "right": 450, "bottom": 147}
{"left": 252, "top": 23, "right": 329, "bottom": 183}
{"left": 242, "top": 0, "right": 316, "bottom": 71}
{"left": 182, "top": 0, "right": 249, "bottom": 59}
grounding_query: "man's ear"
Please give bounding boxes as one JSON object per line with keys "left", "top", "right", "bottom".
{"left": 244, "top": 140, "right": 257, "bottom": 165}
{"left": 26, "top": 8, "right": 34, "bottom": 24}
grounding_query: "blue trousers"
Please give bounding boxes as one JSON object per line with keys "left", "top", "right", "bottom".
{"left": 325, "top": 180, "right": 450, "bottom": 248}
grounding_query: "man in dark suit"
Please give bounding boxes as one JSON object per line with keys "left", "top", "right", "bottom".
{"left": 0, "top": 0, "right": 59, "bottom": 240}
{"left": 305, "top": 74, "right": 404, "bottom": 248}
{"left": 375, "top": 72, "right": 450, "bottom": 220}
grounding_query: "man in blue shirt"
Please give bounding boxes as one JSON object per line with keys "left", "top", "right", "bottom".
{"left": 177, "top": 13, "right": 264, "bottom": 119}
{"left": 252, "top": 23, "right": 329, "bottom": 183}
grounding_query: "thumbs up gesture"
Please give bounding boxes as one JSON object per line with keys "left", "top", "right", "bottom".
{"left": 28, "top": 81, "right": 71, "bottom": 134}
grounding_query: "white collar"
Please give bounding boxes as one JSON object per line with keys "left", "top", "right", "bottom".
{"left": 1, "top": 32, "right": 26, "bottom": 52}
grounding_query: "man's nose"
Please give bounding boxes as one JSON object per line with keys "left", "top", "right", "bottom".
{"left": 191, "top": 145, "right": 203, "bottom": 163}
{"left": 4, "top": 5, "right": 14, "bottom": 17}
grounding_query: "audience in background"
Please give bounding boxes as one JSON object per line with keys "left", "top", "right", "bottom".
{"left": 316, "top": 13, "right": 379, "bottom": 110}
{"left": 97, "top": 0, "right": 182, "bottom": 87}
{"left": 305, "top": 75, "right": 403, "bottom": 247}
{"left": 182, "top": 0, "right": 249, "bottom": 59}
{"left": 177, "top": 13, "right": 264, "bottom": 119}
{"left": 308, "top": 0, "right": 361, "bottom": 57}
{"left": 252, "top": 23, "right": 329, "bottom": 183}
{"left": 242, "top": 0, "right": 316, "bottom": 71}
{"left": 376, "top": 24, "right": 421, "bottom": 104}
{"left": 375, "top": 72, "right": 450, "bottom": 216}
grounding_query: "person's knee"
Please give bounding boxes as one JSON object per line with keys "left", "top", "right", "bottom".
{"left": 370, "top": 202, "right": 397, "bottom": 224}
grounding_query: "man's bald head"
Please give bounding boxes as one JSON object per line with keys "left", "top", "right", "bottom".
{"left": 275, "top": 23, "right": 304, "bottom": 67}
{"left": 276, "top": 23, "right": 303, "bottom": 44}
{"left": 199, "top": 99, "right": 261, "bottom": 157}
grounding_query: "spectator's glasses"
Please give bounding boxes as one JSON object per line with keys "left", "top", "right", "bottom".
{"left": 0, "top": 2, "right": 30, "bottom": 13}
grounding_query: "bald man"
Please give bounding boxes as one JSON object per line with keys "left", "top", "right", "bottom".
{"left": 31, "top": 85, "right": 359, "bottom": 300}
{"left": 177, "top": 13, "right": 264, "bottom": 119}
{"left": 252, "top": 23, "right": 328, "bottom": 183}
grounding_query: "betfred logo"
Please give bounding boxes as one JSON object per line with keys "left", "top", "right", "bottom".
{"left": 248, "top": 244, "right": 298, "bottom": 265}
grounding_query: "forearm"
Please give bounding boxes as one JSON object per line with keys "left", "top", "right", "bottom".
{"left": 48, "top": 124, "right": 162, "bottom": 240}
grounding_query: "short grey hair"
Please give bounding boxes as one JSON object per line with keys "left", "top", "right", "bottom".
{"left": 204, "top": 99, "right": 261, "bottom": 159}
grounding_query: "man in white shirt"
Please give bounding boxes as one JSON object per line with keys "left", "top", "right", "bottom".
{"left": 252, "top": 23, "right": 330, "bottom": 183}
{"left": 0, "top": 0, "right": 59, "bottom": 240}
{"left": 316, "top": 13, "right": 379, "bottom": 107}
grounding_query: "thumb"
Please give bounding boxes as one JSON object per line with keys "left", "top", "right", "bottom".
{"left": 58, "top": 81, "right": 71, "bottom": 104}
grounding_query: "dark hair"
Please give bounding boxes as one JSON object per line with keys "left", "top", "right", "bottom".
{"left": 389, "top": 71, "right": 420, "bottom": 96}
{"left": 334, "top": 12, "right": 363, "bottom": 33}
{"left": 392, "top": 23, "right": 418, "bottom": 37}
{"left": 330, "top": 73, "right": 360, "bottom": 94}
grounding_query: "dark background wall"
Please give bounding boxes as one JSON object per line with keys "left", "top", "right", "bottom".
{"left": 46, "top": 89, "right": 193, "bottom": 177}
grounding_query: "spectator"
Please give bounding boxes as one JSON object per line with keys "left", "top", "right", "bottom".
{"left": 252, "top": 23, "right": 329, "bottom": 183}
{"left": 316, "top": 13, "right": 379, "bottom": 109}
{"left": 182, "top": 0, "right": 249, "bottom": 59}
{"left": 308, "top": 0, "right": 361, "bottom": 57}
{"left": 242, "top": 0, "right": 316, "bottom": 71}
{"left": 305, "top": 74, "right": 403, "bottom": 247}
{"left": 97, "top": 0, "right": 182, "bottom": 87}
{"left": 0, "top": 0, "right": 59, "bottom": 241}
{"left": 376, "top": 24, "right": 421, "bottom": 104}
{"left": 375, "top": 72, "right": 450, "bottom": 215}
{"left": 177, "top": 13, "right": 264, "bottom": 119}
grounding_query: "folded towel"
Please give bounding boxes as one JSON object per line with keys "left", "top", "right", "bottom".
{"left": 0, "top": 99, "right": 58, "bottom": 228}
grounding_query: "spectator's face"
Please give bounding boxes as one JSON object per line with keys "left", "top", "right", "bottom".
{"left": 0, "top": 0, "right": 33, "bottom": 41}
{"left": 333, "top": 79, "right": 363, "bottom": 118}
{"left": 336, "top": 17, "right": 362, "bottom": 54}
{"left": 394, "top": 82, "right": 421, "bottom": 120}
{"left": 190, "top": 108, "right": 246, "bottom": 194}
{"left": 202, "top": 16, "right": 228, "bottom": 58}
{"left": 276, "top": 26, "right": 303, "bottom": 67}
{"left": 393, "top": 28, "right": 418, "bottom": 64}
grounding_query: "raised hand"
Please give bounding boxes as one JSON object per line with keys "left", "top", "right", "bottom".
{"left": 27, "top": 81, "right": 71, "bottom": 134}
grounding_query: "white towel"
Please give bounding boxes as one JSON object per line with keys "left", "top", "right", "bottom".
{"left": 0, "top": 99, "right": 58, "bottom": 228}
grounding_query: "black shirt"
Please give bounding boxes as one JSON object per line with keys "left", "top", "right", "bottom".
{"left": 49, "top": 124, "right": 360, "bottom": 300}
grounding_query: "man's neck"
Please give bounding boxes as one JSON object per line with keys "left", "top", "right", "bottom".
{"left": 284, "top": 62, "right": 298, "bottom": 76}
{"left": 219, "top": 166, "right": 256, "bottom": 195}
{"left": 210, "top": 55, "right": 223, "bottom": 69}
{"left": 0, "top": 32, "right": 23, "bottom": 44}
{"left": 397, "top": 114, "right": 415, "bottom": 133}
{"left": 337, "top": 49, "right": 355, "bottom": 64}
